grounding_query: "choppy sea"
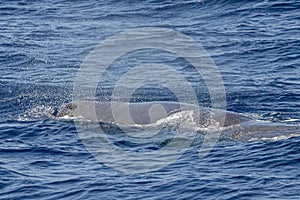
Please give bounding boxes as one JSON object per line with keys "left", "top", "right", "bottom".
{"left": 1, "top": 0, "right": 300, "bottom": 199}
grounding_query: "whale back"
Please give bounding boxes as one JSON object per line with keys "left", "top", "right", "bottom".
{"left": 56, "top": 101, "right": 251, "bottom": 127}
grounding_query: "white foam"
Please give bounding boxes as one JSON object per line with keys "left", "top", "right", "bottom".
{"left": 249, "top": 133, "right": 300, "bottom": 142}
{"left": 282, "top": 118, "right": 299, "bottom": 122}
{"left": 17, "top": 105, "right": 56, "bottom": 121}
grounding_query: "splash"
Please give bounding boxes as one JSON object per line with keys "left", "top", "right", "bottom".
{"left": 17, "top": 105, "right": 57, "bottom": 121}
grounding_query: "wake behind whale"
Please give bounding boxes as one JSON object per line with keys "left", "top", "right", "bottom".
{"left": 55, "top": 101, "right": 300, "bottom": 141}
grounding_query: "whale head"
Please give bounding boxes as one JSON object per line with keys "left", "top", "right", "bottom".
{"left": 55, "top": 102, "right": 77, "bottom": 118}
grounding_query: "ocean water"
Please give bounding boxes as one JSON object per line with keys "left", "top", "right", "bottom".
{"left": 1, "top": 0, "right": 300, "bottom": 199}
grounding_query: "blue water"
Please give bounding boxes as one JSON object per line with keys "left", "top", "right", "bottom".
{"left": 1, "top": 0, "right": 300, "bottom": 199}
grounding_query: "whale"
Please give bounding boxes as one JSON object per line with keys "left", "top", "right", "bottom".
{"left": 55, "top": 101, "right": 300, "bottom": 141}
{"left": 55, "top": 101, "right": 250, "bottom": 126}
